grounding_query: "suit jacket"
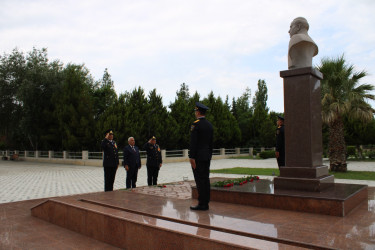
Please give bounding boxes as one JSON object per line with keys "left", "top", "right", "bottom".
{"left": 143, "top": 142, "right": 162, "bottom": 166}
{"left": 101, "top": 138, "right": 119, "bottom": 167}
{"left": 189, "top": 117, "right": 214, "bottom": 161}
{"left": 123, "top": 145, "right": 141, "bottom": 168}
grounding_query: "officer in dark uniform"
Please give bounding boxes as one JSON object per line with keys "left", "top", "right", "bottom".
{"left": 101, "top": 129, "right": 119, "bottom": 191}
{"left": 189, "top": 102, "right": 214, "bottom": 211}
{"left": 275, "top": 116, "right": 285, "bottom": 168}
{"left": 143, "top": 136, "right": 163, "bottom": 186}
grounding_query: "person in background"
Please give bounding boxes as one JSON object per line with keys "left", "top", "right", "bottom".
{"left": 276, "top": 115, "right": 285, "bottom": 168}
{"left": 144, "top": 136, "right": 163, "bottom": 186}
{"left": 123, "top": 137, "right": 141, "bottom": 189}
{"left": 101, "top": 129, "right": 119, "bottom": 192}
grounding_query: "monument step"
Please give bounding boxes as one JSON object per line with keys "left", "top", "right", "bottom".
{"left": 192, "top": 179, "right": 368, "bottom": 217}
{"left": 31, "top": 191, "right": 321, "bottom": 249}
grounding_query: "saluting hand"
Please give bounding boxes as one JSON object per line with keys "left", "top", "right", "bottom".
{"left": 125, "top": 165, "right": 129, "bottom": 171}
{"left": 275, "top": 151, "right": 279, "bottom": 158}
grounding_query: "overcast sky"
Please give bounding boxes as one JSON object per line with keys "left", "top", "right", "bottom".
{"left": 1, "top": 0, "right": 374, "bottom": 112}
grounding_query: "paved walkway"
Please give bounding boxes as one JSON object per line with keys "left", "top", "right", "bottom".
{"left": 1, "top": 158, "right": 375, "bottom": 203}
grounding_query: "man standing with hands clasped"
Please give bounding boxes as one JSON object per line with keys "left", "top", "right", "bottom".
{"left": 101, "top": 129, "right": 119, "bottom": 192}
{"left": 189, "top": 102, "right": 213, "bottom": 211}
{"left": 123, "top": 137, "right": 141, "bottom": 189}
{"left": 144, "top": 136, "right": 163, "bottom": 186}
{"left": 275, "top": 115, "right": 285, "bottom": 169}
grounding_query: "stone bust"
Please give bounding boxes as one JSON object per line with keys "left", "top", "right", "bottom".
{"left": 288, "top": 17, "right": 318, "bottom": 69}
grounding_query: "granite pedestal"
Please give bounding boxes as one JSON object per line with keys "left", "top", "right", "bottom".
{"left": 274, "top": 67, "right": 334, "bottom": 192}
{"left": 192, "top": 179, "right": 368, "bottom": 217}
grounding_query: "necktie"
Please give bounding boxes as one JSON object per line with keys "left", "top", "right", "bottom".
{"left": 132, "top": 146, "right": 135, "bottom": 152}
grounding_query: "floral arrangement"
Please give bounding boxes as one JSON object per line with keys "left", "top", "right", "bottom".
{"left": 212, "top": 175, "right": 260, "bottom": 188}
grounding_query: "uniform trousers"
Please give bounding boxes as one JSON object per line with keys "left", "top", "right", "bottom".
{"left": 192, "top": 160, "right": 211, "bottom": 206}
{"left": 277, "top": 153, "right": 285, "bottom": 168}
{"left": 104, "top": 166, "right": 118, "bottom": 191}
{"left": 126, "top": 167, "right": 138, "bottom": 188}
{"left": 147, "top": 165, "right": 160, "bottom": 186}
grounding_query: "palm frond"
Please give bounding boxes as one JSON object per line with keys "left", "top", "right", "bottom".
{"left": 318, "top": 54, "right": 374, "bottom": 123}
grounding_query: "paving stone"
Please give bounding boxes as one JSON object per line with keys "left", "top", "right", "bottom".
{"left": 1, "top": 159, "right": 375, "bottom": 203}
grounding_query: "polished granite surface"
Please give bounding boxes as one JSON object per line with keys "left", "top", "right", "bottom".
{"left": 2, "top": 184, "right": 375, "bottom": 249}
{"left": 211, "top": 179, "right": 366, "bottom": 200}
{"left": 76, "top": 187, "right": 374, "bottom": 249}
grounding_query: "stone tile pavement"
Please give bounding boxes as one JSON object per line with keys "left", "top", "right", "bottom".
{"left": 1, "top": 158, "right": 375, "bottom": 203}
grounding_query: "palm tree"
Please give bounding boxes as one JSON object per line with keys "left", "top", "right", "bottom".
{"left": 317, "top": 55, "right": 375, "bottom": 172}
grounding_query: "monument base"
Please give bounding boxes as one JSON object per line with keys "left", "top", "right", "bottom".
{"left": 192, "top": 179, "right": 367, "bottom": 217}
{"left": 274, "top": 175, "right": 335, "bottom": 192}
{"left": 274, "top": 165, "right": 334, "bottom": 192}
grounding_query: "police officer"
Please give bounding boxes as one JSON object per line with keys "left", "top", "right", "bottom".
{"left": 189, "top": 102, "right": 213, "bottom": 211}
{"left": 275, "top": 116, "right": 285, "bottom": 168}
{"left": 143, "top": 136, "right": 163, "bottom": 186}
{"left": 101, "top": 129, "right": 119, "bottom": 191}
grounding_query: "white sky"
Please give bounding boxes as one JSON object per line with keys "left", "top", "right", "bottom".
{"left": 1, "top": 0, "right": 375, "bottom": 112}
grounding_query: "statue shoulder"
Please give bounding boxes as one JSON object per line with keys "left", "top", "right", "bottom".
{"left": 289, "top": 34, "right": 317, "bottom": 50}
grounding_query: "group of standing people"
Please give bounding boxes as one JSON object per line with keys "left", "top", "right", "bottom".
{"left": 101, "top": 101, "right": 285, "bottom": 211}
{"left": 101, "top": 133, "right": 162, "bottom": 192}
{"left": 100, "top": 102, "right": 214, "bottom": 211}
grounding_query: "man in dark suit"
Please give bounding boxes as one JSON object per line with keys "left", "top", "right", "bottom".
{"left": 101, "top": 129, "right": 119, "bottom": 192}
{"left": 143, "top": 136, "right": 163, "bottom": 186}
{"left": 276, "top": 115, "right": 285, "bottom": 168}
{"left": 123, "top": 137, "right": 141, "bottom": 188}
{"left": 189, "top": 102, "right": 214, "bottom": 211}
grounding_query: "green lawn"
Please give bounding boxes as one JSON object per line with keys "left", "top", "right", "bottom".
{"left": 210, "top": 167, "right": 375, "bottom": 181}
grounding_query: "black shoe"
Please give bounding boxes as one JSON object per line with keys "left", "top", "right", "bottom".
{"left": 190, "top": 205, "right": 209, "bottom": 211}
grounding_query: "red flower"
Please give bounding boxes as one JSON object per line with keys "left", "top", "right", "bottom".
{"left": 163, "top": 185, "right": 166, "bottom": 188}
{"left": 256, "top": 176, "right": 260, "bottom": 180}
{"left": 250, "top": 178, "right": 254, "bottom": 182}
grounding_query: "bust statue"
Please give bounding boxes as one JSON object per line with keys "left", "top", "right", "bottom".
{"left": 288, "top": 17, "right": 318, "bottom": 69}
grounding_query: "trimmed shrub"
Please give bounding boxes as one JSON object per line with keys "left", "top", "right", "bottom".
{"left": 367, "top": 150, "right": 375, "bottom": 159}
{"left": 346, "top": 146, "right": 356, "bottom": 158}
{"left": 259, "top": 150, "right": 276, "bottom": 159}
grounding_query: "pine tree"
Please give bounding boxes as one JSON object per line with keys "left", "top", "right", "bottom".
{"left": 54, "top": 64, "right": 96, "bottom": 150}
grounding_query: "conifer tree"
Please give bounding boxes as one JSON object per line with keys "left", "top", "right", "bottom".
{"left": 54, "top": 64, "right": 96, "bottom": 150}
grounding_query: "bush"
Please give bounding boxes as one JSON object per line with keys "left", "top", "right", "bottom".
{"left": 367, "top": 150, "right": 375, "bottom": 159}
{"left": 0, "top": 141, "right": 6, "bottom": 150}
{"left": 259, "top": 150, "right": 276, "bottom": 159}
{"left": 346, "top": 146, "right": 356, "bottom": 158}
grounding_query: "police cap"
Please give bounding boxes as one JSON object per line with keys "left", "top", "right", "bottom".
{"left": 151, "top": 136, "right": 156, "bottom": 140}
{"left": 104, "top": 129, "right": 114, "bottom": 135}
{"left": 277, "top": 115, "right": 284, "bottom": 121}
{"left": 194, "top": 102, "right": 209, "bottom": 112}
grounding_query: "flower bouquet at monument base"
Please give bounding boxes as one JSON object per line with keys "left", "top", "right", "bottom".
{"left": 212, "top": 175, "right": 260, "bottom": 188}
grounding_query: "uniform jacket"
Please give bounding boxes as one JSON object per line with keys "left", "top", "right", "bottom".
{"left": 276, "top": 125, "right": 285, "bottom": 154}
{"left": 189, "top": 117, "right": 214, "bottom": 161}
{"left": 143, "top": 142, "right": 163, "bottom": 166}
{"left": 123, "top": 145, "right": 141, "bottom": 168}
{"left": 101, "top": 138, "right": 119, "bottom": 167}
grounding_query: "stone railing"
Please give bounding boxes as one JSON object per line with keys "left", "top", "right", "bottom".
{"left": 1, "top": 147, "right": 275, "bottom": 167}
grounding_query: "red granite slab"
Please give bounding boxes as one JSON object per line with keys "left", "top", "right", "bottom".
{"left": 192, "top": 179, "right": 368, "bottom": 216}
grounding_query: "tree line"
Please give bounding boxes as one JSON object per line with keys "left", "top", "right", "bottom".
{"left": 1, "top": 48, "right": 374, "bottom": 161}
{"left": 0, "top": 48, "right": 280, "bottom": 151}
